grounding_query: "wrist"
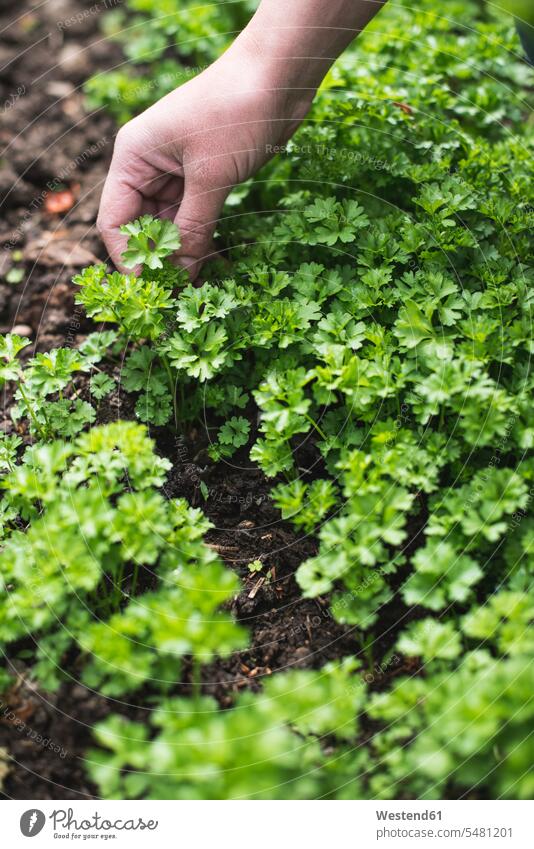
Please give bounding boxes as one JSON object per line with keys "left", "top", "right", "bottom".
{"left": 231, "top": 26, "right": 321, "bottom": 122}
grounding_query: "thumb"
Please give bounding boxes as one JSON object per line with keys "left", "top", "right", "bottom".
{"left": 97, "top": 126, "right": 144, "bottom": 271}
{"left": 175, "top": 178, "right": 229, "bottom": 280}
{"left": 97, "top": 172, "right": 142, "bottom": 273}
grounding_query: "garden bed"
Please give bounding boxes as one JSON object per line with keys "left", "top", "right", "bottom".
{"left": 0, "top": 0, "right": 365, "bottom": 800}
{"left": 0, "top": 0, "right": 533, "bottom": 802}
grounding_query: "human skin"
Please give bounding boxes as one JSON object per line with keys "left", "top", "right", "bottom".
{"left": 97, "top": 0, "right": 386, "bottom": 279}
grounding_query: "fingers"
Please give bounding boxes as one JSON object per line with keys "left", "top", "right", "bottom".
{"left": 98, "top": 120, "right": 230, "bottom": 279}
{"left": 97, "top": 128, "right": 143, "bottom": 271}
{"left": 175, "top": 178, "right": 230, "bottom": 280}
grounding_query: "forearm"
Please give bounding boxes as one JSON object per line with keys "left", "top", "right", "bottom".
{"left": 238, "top": 0, "right": 386, "bottom": 91}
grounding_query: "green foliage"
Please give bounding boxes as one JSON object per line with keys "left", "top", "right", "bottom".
{"left": 218, "top": 416, "right": 250, "bottom": 448}
{"left": 368, "top": 653, "right": 534, "bottom": 799}
{"left": 3, "top": 0, "right": 533, "bottom": 803}
{"left": 74, "top": 267, "right": 178, "bottom": 341}
{"left": 208, "top": 416, "right": 250, "bottom": 461}
{"left": 81, "top": 554, "right": 246, "bottom": 695}
{"left": 0, "top": 332, "right": 117, "bottom": 440}
{"left": 43, "top": 398, "right": 96, "bottom": 437}
{"left": 463, "top": 588, "right": 534, "bottom": 656}
{"left": 402, "top": 541, "right": 483, "bottom": 611}
{"left": 88, "top": 694, "right": 322, "bottom": 800}
{"left": 0, "top": 432, "right": 22, "bottom": 474}
{"left": 90, "top": 372, "right": 116, "bottom": 400}
{"left": 0, "top": 422, "right": 245, "bottom": 695}
{"left": 87, "top": 658, "right": 363, "bottom": 799}
{"left": 397, "top": 618, "right": 462, "bottom": 661}
{"left": 0, "top": 333, "right": 30, "bottom": 375}
{"left": 275, "top": 197, "right": 369, "bottom": 247}
{"left": 123, "top": 347, "right": 174, "bottom": 426}
{"left": 272, "top": 478, "right": 337, "bottom": 533}
{"left": 120, "top": 215, "right": 181, "bottom": 269}
{"left": 176, "top": 282, "right": 239, "bottom": 332}
{"left": 163, "top": 324, "right": 230, "bottom": 382}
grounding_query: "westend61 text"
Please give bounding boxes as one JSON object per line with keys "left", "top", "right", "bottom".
{"left": 376, "top": 810, "right": 442, "bottom": 821}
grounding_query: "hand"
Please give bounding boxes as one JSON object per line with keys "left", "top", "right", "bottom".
{"left": 97, "top": 37, "right": 315, "bottom": 279}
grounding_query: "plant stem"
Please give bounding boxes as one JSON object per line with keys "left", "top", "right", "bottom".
{"left": 161, "top": 354, "right": 179, "bottom": 430}
{"left": 114, "top": 562, "right": 124, "bottom": 610}
{"left": 305, "top": 413, "right": 327, "bottom": 441}
{"left": 17, "top": 379, "right": 46, "bottom": 439}
{"left": 130, "top": 560, "right": 140, "bottom": 598}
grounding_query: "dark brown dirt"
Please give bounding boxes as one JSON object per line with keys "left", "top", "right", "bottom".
{"left": 0, "top": 0, "right": 119, "bottom": 351}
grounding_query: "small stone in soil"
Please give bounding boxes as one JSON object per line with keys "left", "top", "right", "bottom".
{"left": 11, "top": 324, "right": 32, "bottom": 336}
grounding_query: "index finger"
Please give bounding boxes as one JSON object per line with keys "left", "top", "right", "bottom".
{"left": 97, "top": 172, "right": 142, "bottom": 272}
